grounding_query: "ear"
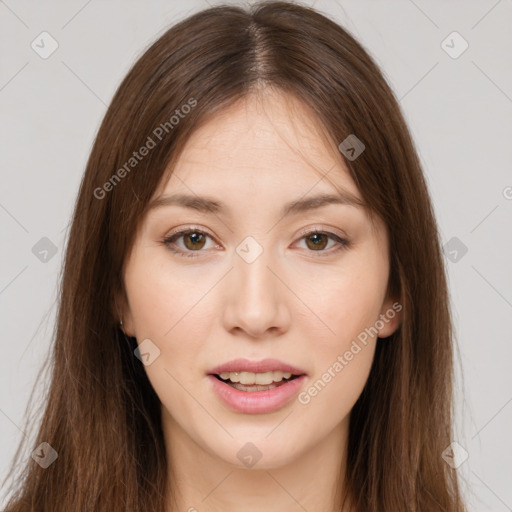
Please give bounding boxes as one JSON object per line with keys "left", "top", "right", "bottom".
{"left": 376, "top": 295, "right": 403, "bottom": 339}
{"left": 114, "top": 288, "right": 135, "bottom": 338}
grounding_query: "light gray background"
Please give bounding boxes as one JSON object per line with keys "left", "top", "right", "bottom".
{"left": 1, "top": 0, "right": 511, "bottom": 509}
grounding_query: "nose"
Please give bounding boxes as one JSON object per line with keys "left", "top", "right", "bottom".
{"left": 221, "top": 245, "right": 291, "bottom": 339}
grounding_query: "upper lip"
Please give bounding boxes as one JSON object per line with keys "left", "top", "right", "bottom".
{"left": 209, "top": 358, "right": 307, "bottom": 375}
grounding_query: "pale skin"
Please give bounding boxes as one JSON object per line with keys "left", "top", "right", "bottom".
{"left": 120, "top": 89, "right": 402, "bottom": 512}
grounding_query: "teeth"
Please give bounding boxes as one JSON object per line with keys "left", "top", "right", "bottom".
{"left": 218, "top": 371, "right": 293, "bottom": 385}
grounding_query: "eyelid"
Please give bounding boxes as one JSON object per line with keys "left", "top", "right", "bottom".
{"left": 165, "top": 225, "right": 216, "bottom": 240}
{"left": 162, "top": 226, "right": 221, "bottom": 259}
{"left": 164, "top": 224, "right": 348, "bottom": 242}
{"left": 162, "top": 224, "right": 351, "bottom": 258}
{"left": 293, "top": 226, "right": 351, "bottom": 257}
{"left": 295, "top": 224, "right": 348, "bottom": 241}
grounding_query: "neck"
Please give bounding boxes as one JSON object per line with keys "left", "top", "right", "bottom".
{"left": 162, "top": 407, "right": 352, "bottom": 512}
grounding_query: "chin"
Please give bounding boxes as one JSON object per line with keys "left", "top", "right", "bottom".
{"left": 206, "top": 431, "right": 307, "bottom": 470}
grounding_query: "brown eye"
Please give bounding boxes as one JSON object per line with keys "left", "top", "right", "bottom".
{"left": 304, "top": 233, "right": 329, "bottom": 251}
{"left": 295, "top": 229, "right": 350, "bottom": 257}
{"left": 163, "top": 228, "right": 218, "bottom": 258}
{"left": 183, "top": 232, "right": 206, "bottom": 250}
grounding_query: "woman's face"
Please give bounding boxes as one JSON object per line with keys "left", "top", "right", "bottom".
{"left": 121, "top": 91, "right": 401, "bottom": 470}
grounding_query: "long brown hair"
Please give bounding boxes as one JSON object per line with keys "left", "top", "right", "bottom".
{"left": 2, "top": 2, "right": 466, "bottom": 510}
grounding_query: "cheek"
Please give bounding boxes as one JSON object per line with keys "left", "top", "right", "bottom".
{"left": 125, "top": 249, "right": 215, "bottom": 339}
{"left": 297, "top": 271, "right": 381, "bottom": 414}
{"left": 296, "top": 256, "right": 385, "bottom": 408}
{"left": 124, "top": 257, "right": 213, "bottom": 418}
{"left": 304, "top": 260, "right": 387, "bottom": 344}
{"left": 124, "top": 251, "right": 221, "bottom": 399}
{"left": 297, "top": 338, "right": 376, "bottom": 428}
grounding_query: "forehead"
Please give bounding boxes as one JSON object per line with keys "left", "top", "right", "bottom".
{"left": 155, "top": 90, "right": 362, "bottom": 204}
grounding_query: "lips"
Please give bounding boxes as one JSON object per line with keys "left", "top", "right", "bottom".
{"left": 207, "top": 374, "right": 308, "bottom": 414}
{"left": 208, "top": 358, "right": 307, "bottom": 376}
{"left": 207, "top": 358, "right": 308, "bottom": 413}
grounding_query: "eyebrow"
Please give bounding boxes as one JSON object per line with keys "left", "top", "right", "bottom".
{"left": 147, "top": 191, "right": 365, "bottom": 217}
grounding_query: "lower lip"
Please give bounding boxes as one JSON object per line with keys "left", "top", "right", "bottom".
{"left": 207, "top": 374, "right": 307, "bottom": 414}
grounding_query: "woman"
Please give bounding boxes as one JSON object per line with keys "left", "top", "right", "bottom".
{"left": 2, "top": 1, "right": 467, "bottom": 511}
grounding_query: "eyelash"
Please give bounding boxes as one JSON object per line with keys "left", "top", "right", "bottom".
{"left": 161, "top": 226, "right": 350, "bottom": 259}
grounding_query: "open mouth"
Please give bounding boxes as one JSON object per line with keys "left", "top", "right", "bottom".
{"left": 207, "top": 368, "right": 307, "bottom": 413}
{"left": 212, "top": 372, "right": 301, "bottom": 392}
